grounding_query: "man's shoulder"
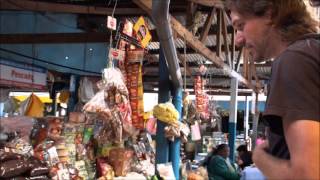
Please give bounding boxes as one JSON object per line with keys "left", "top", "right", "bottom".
{"left": 286, "top": 33, "right": 320, "bottom": 60}
{"left": 274, "top": 34, "right": 320, "bottom": 67}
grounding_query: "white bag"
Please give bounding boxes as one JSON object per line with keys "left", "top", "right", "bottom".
{"left": 78, "top": 77, "right": 95, "bottom": 103}
{"left": 3, "top": 97, "right": 19, "bottom": 115}
{"left": 191, "top": 121, "right": 202, "bottom": 141}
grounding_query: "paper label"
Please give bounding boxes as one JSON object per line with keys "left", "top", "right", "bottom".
{"left": 107, "top": 16, "right": 117, "bottom": 30}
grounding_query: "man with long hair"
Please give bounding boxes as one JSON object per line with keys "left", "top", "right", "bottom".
{"left": 226, "top": 0, "right": 319, "bottom": 179}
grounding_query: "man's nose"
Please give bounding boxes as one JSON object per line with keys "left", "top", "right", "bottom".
{"left": 235, "top": 30, "right": 245, "bottom": 47}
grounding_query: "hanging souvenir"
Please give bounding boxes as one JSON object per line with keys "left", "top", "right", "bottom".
{"left": 126, "top": 64, "right": 144, "bottom": 129}
{"left": 133, "top": 16, "right": 152, "bottom": 48}
{"left": 122, "top": 20, "right": 133, "bottom": 37}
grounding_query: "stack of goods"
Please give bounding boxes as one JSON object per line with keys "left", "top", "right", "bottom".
{"left": 0, "top": 111, "right": 157, "bottom": 179}
{"left": 30, "top": 116, "right": 95, "bottom": 180}
{"left": 108, "top": 148, "right": 134, "bottom": 176}
{"left": 194, "top": 76, "right": 209, "bottom": 120}
{"left": 81, "top": 68, "right": 155, "bottom": 179}
{"left": 84, "top": 68, "right": 136, "bottom": 144}
{"left": 0, "top": 118, "right": 51, "bottom": 179}
{"left": 126, "top": 55, "right": 145, "bottom": 130}
{"left": 0, "top": 150, "right": 50, "bottom": 179}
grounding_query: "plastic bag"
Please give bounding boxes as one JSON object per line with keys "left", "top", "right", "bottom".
{"left": 153, "top": 102, "right": 179, "bottom": 125}
{"left": 191, "top": 121, "right": 201, "bottom": 141}
{"left": 83, "top": 90, "right": 109, "bottom": 113}
{"left": 3, "top": 97, "right": 19, "bottom": 115}
{"left": 0, "top": 89, "right": 10, "bottom": 102}
{"left": 157, "top": 163, "right": 175, "bottom": 180}
{"left": 102, "top": 68, "right": 128, "bottom": 94}
{"left": 78, "top": 77, "right": 95, "bottom": 103}
{"left": 146, "top": 117, "right": 157, "bottom": 135}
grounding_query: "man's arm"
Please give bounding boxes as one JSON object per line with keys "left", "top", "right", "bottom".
{"left": 253, "top": 120, "right": 320, "bottom": 179}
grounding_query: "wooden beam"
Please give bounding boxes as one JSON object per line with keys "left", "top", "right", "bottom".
{"left": 0, "top": 0, "right": 145, "bottom": 16}
{"left": 249, "top": 57, "right": 262, "bottom": 92}
{"left": 200, "top": 7, "right": 215, "bottom": 43}
{"left": 243, "top": 48, "right": 249, "bottom": 80}
{"left": 221, "top": 11, "right": 231, "bottom": 67}
{"left": 148, "top": 45, "right": 240, "bottom": 55}
{"left": 187, "top": 0, "right": 224, "bottom": 8}
{"left": 216, "top": 9, "right": 222, "bottom": 57}
{"left": 186, "top": 1, "right": 197, "bottom": 29}
{"left": 0, "top": 33, "right": 113, "bottom": 44}
{"left": 231, "top": 28, "right": 236, "bottom": 70}
{"left": 133, "top": 0, "right": 249, "bottom": 86}
{"left": 235, "top": 48, "right": 243, "bottom": 72}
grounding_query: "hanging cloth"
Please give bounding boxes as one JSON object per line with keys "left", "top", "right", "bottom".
{"left": 19, "top": 93, "right": 44, "bottom": 117}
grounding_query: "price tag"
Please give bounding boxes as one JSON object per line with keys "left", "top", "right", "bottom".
{"left": 108, "top": 48, "right": 125, "bottom": 61}
{"left": 107, "top": 16, "right": 117, "bottom": 30}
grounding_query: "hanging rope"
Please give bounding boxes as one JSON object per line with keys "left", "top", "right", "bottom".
{"left": 108, "top": 0, "right": 118, "bottom": 68}
{"left": 183, "top": 35, "right": 187, "bottom": 92}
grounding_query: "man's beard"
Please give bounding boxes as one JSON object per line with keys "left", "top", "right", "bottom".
{"left": 252, "top": 27, "right": 273, "bottom": 62}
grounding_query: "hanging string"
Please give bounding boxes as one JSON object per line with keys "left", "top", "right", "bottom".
{"left": 109, "top": 0, "right": 118, "bottom": 47}
{"left": 115, "top": 21, "right": 124, "bottom": 48}
{"left": 31, "top": 12, "right": 37, "bottom": 93}
{"left": 183, "top": 35, "right": 187, "bottom": 92}
{"left": 108, "top": 0, "right": 118, "bottom": 68}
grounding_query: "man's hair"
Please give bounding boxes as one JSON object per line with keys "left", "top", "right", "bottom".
{"left": 213, "top": 144, "right": 229, "bottom": 155}
{"left": 236, "top": 144, "right": 248, "bottom": 152}
{"left": 226, "top": 0, "right": 319, "bottom": 42}
{"left": 309, "top": 0, "right": 320, "bottom": 7}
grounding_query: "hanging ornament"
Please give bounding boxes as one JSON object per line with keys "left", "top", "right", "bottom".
{"left": 199, "top": 64, "right": 207, "bottom": 75}
{"left": 133, "top": 16, "right": 152, "bottom": 48}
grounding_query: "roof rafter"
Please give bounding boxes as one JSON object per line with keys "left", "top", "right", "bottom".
{"left": 132, "top": 0, "right": 249, "bottom": 86}
{"left": 0, "top": 0, "right": 145, "bottom": 16}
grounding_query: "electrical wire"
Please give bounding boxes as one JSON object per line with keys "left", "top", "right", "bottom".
{"left": 111, "top": 0, "right": 118, "bottom": 18}
{"left": 0, "top": 48, "right": 101, "bottom": 75}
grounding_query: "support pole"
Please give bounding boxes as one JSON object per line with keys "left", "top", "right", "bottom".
{"left": 170, "top": 88, "right": 182, "bottom": 180}
{"left": 156, "top": 47, "right": 170, "bottom": 165}
{"left": 52, "top": 93, "right": 57, "bottom": 116}
{"left": 228, "top": 77, "right": 238, "bottom": 163}
{"left": 251, "top": 92, "right": 260, "bottom": 149}
{"left": 244, "top": 96, "right": 250, "bottom": 140}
